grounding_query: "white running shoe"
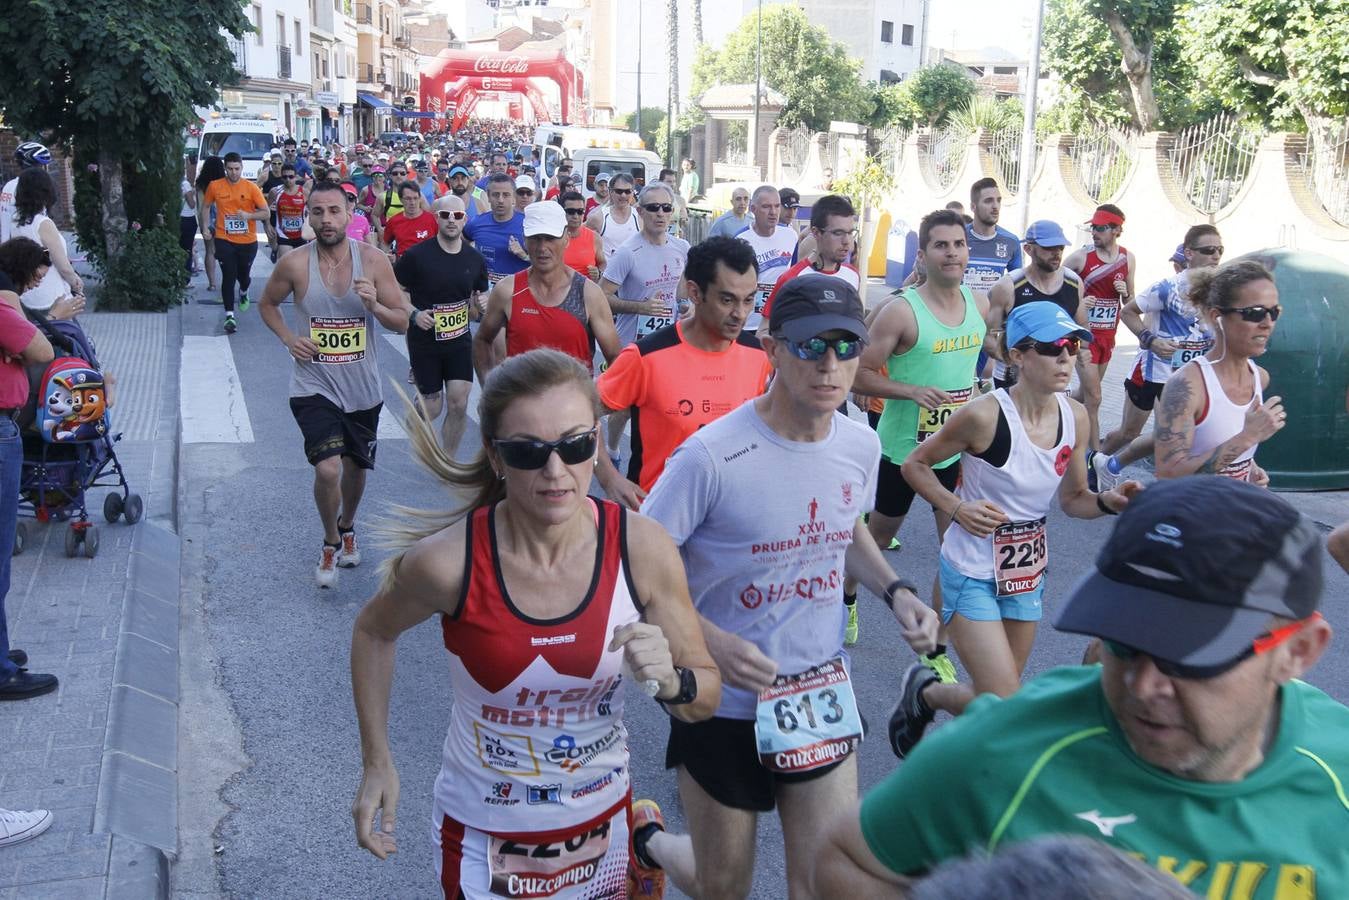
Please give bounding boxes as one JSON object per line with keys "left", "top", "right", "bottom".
{"left": 316, "top": 544, "right": 339, "bottom": 589}
{"left": 1091, "top": 452, "right": 1121, "bottom": 492}
{"left": 0, "top": 808, "right": 53, "bottom": 848}
{"left": 338, "top": 530, "right": 361, "bottom": 568}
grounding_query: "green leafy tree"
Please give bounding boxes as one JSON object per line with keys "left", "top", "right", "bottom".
{"left": 690, "top": 5, "right": 867, "bottom": 131}
{"left": 0, "top": 0, "right": 249, "bottom": 264}
{"left": 892, "top": 64, "right": 976, "bottom": 129}
{"left": 618, "top": 107, "right": 668, "bottom": 154}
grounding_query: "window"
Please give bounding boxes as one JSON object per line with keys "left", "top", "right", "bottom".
{"left": 993, "top": 66, "right": 1018, "bottom": 75}
{"left": 253, "top": 5, "right": 263, "bottom": 45}
{"left": 276, "top": 14, "right": 285, "bottom": 46}
{"left": 294, "top": 19, "right": 302, "bottom": 54}
{"left": 901, "top": 23, "right": 914, "bottom": 46}
{"left": 880, "top": 20, "right": 893, "bottom": 43}
{"left": 322, "top": 52, "right": 330, "bottom": 77}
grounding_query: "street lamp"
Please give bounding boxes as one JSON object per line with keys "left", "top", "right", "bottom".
{"left": 1017, "top": 0, "right": 1046, "bottom": 234}
{"left": 753, "top": 0, "right": 762, "bottom": 163}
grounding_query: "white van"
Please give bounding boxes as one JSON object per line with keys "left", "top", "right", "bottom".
{"left": 532, "top": 124, "right": 662, "bottom": 199}
{"left": 198, "top": 118, "right": 280, "bottom": 181}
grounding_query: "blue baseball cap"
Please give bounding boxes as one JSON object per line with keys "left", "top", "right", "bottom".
{"left": 1170, "top": 243, "right": 1187, "bottom": 267}
{"left": 448, "top": 165, "right": 471, "bottom": 177}
{"left": 1023, "top": 219, "right": 1069, "bottom": 247}
{"left": 1006, "top": 302, "right": 1093, "bottom": 349}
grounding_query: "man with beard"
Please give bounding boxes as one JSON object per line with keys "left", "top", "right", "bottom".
{"left": 258, "top": 181, "right": 415, "bottom": 589}
{"left": 446, "top": 164, "right": 477, "bottom": 213}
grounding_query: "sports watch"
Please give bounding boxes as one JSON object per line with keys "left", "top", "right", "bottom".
{"left": 657, "top": 666, "right": 698, "bottom": 707}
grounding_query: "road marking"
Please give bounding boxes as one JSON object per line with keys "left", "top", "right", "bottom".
{"left": 181, "top": 336, "right": 255, "bottom": 443}
{"left": 381, "top": 332, "right": 482, "bottom": 424}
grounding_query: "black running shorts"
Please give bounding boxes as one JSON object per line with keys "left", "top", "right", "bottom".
{"left": 289, "top": 394, "right": 381, "bottom": 469}
{"left": 408, "top": 334, "right": 473, "bottom": 396}
{"left": 874, "top": 456, "right": 961, "bottom": 519}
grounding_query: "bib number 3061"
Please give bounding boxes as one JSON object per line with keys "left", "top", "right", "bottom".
{"left": 754, "top": 658, "right": 861, "bottom": 774}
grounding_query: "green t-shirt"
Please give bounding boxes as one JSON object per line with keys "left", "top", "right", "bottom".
{"left": 860, "top": 666, "right": 1349, "bottom": 897}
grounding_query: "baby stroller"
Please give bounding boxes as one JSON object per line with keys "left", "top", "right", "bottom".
{"left": 14, "top": 316, "right": 142, "bottom": 558}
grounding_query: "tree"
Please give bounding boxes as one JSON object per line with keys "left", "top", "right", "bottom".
{"left": 893, "top": 64, "right": 977, "bottom": 129}
{"left": 618, "top": 107, "right": 667, "bottom": 154}
{"left": 667, "top": 0, "right": 679, "bottom": 165}
{"left": 691, "top": 0, "right": 704, "bottom": 46}
{"left": 0, "top": 0, "right": 248, "bottom": 262}
{"left": 690, "top": 5, "right": 867, "bottom": 131}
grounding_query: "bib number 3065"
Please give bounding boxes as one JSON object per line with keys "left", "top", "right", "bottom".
{"left": 754, "top": 658, "right": 861, "bottom": 774}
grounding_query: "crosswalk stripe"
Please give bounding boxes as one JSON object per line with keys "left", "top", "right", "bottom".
{"left": 181, "top": 336, "right": 255, "bottom": 443}
{"left": 381, "top": 332, "right": 482, "bottom": 423}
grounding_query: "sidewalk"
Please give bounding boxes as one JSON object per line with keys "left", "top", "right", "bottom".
{"left": 0, "top": 302, "right": 180, "bottom": 899}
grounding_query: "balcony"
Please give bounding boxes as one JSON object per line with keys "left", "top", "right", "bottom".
{"left": 393, "top": 29, "right": 411, "bottom": 48}
{"left": 356, "top": 4, "right": 372, "bottom": 24}
{"left": 226, "top": 35, "right": 248, "bottom": 77}
{"left": 277, "top": 44, "right": 292, "bottom": 80}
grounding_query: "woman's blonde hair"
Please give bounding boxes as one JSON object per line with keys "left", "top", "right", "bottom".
{"left": 376, "top": 348, "right": 602, "bottom": 588}
{"left": 1188, "top": 259, "right": 1274, "bottom": 314}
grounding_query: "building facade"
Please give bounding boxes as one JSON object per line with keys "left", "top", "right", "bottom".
{"left": 218, "top": 0, "right": 317, "bottom": 140}
{"left": 308, "top": 0, "right": 360, "bottom": 143}
{"left": 354, "top": 0, "right": 420, "bottom": 139}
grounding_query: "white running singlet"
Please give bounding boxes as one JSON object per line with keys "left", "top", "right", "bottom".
{"left": 1188, "top": 357, "right": 1263, "bottom": 482}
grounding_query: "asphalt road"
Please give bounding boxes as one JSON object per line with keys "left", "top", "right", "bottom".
{"left": 172, "top": 254, "right": 1349, "bottom": 900}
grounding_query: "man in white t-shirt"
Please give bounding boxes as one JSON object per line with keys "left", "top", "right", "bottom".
{"left": 0, "top": 142, "right": 52, "bottom": 244}
{"left": 734, "top": 185, "right": 798, "bottom": 338}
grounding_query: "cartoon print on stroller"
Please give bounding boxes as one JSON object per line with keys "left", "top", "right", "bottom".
{"left": 13, "top": 316, "right": 142, "bottom": 558}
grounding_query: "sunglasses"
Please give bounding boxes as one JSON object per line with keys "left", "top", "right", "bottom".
{"left": 389, "top": 170, "right": 407, "bottom": 176}
{"left": 642, "top": 203, "right": 674, "bottom": 213}
{"left": 1190, "top": 245, "right": 1224, "bottom": 256}
{"left": 493, "top": 429, "right": 598, "bottom": 470}
{"left": 1015, "top": 336, "right": 1082, "bottom": 357}
{"left": 781, "top": 335, "right": 865, "bottom": 361}
{"left": 564, "top": 207, "right": 586, "bottom": 216}
{"left": 436, "top": 210, "right": 467, "bottom": 221}
{"left": 41, "top": 248, "right": 52, "bottom": 266}
{"left": 1090, "top": 224, "right": 1117, "bottom": 232}
{"left": 612, "top": 188, "right": 633, "bottom": 195}
{"left": 1103, "top": 613, "right": 1321, "bottom": 680}
{"left": 1218, "top": 304, "right": 1282, "bottom": 323}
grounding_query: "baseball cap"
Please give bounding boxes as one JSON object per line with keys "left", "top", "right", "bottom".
{"left": 594, "top": 171, "right": 612, "bottom": 184}
{"left": 1005, "top": 302, "right": 1093, "bottom": 349}
{"left": 779, "top": 188, "right": 801, "bottom": 207}
{"left": 522, "top": 200, "right": 566, "bottom": 238}
{"left": 448, "top": 165, "right": 471, "bottom": 177}
{"left": 1056, "top": 477, "right": 1323, "bottom": 672}
{"left": 340, "top": 182, "right": 358, "bottom": 199}
{"left": 371, "top": 165, "right": 386, "bottom": 175}
{"left": 1170, "top": 243, "right": 1188, "bottom": 267}
{"left": 515, "top": 175, "right": 536, "bottom": 192}
{"left": 768, "top": 275, "right": 867, "bottom": 342}
{"left": 1023, "top": 220, "right": 1069, "bottom": 247}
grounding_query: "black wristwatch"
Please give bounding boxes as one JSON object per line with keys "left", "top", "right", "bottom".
{"left": 657, "top": 666, "right": 698, "bottom": 707}
{"left": 882, "top": 579, "right": 920, "bottom": 610}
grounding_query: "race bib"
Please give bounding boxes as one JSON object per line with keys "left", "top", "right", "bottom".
{"left": 754, "top": 658, "right": 862, "bottom": 774}
{"left": 1220, "top": 458, "right": 1253, "bottom": 482}
{"left": 309, "top": 316, "right": 367, "bottom": 364}
{"left": 993, "top": 517, "right": 1048, "bottom": 597}
{"left": 488, "top": 818, "right": 612, "bottom": 899}
{"left": 754, "top": 283, "right": 773, "bottom": 316}
{"left": 433, "top": 302, "right": 470, "bottom": 341}
{"left": 487, "top": 270, "right": 503, "bottom": 293}
{"left": 635, "top": 292, "right": 675, "bottom": 340}
{"left": 280, "top": 215, "right": 304, "bottom": 234}
{"left": 915, "top": 387, "right": 973, "bottom": 443}
{"left": 1170, "top": 338, "right": 1210, "bottom": 368}
{"left": 224, "top": 215, "right": 248, "bottom": 235}
{"left": 1087, "top": 298, "right": 1119, "bottom": 329}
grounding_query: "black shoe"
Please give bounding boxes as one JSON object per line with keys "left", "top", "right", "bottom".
{"left": 0, "top": 670, "right": 58, "bottom": 700}
{"left": 888, "top": 663, "right": 937, "bottom": 759}
{"left": 7, "top": 648, "right": 27, "bottom": 667}
{"left": 1085, "top": 450, "right": 1099, "bottom": 493}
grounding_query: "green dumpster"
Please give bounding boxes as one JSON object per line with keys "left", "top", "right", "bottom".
{"left": 1239, "top": 248, "right": 1349, "bottom": 491}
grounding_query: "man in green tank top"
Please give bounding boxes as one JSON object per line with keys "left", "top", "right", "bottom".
{"left": 812, "top": 477, "right": 1347, "bottom": 899}
{"left": 848, "top": 209, "right": 991, "bottom": 674}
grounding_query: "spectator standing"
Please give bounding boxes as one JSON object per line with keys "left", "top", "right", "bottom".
{"left": 9, "top": 170, "right": 85, "bottom": 318}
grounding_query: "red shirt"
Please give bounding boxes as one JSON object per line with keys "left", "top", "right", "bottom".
{"left": 383, "top": 210, "right": 436, "bottom": 257}
{"left": 761, "top": 259, "right": 862, "bottom": 320}
{"left": 562, "top": 225, "right": 600, "bottom": 277}
{"left": 0, "top": 284, "right": 37, "bottom": 408}
{"left": 506, "top": 270, "right": 594, "bottom": 373}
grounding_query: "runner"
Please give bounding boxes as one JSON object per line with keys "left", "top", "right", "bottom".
{"left": 473, "top": 201, "right": 621, "bottom": 382}
{"left": 658, "top": 169, "right": 689, "bottom": 239}
{"left": 350, "top": 348, "right": 721, "bottom": 899}
{"left": 379, "top": 160, "right": 410, "bottom": 224}
{"left": 560, "top": 191, "right": 605, "bottom": 281}
{"left": 962, "top": 177, "right": 1022, "bottom": 296}
{"left": 341, "top": 182, "right": 376, "bottom": 246}
{"left": 513, "top": 175, "right": 536, "bottom": 213}
{"left": 201, "top": 152, "right": 270, "bottom": 335}
{"left": 758, "top": 194, "right": 861, "bottom": 338}
{"left": 595, "top": 236, "right": 771, "bottom": 509}
{"left": 0, "top": 141, "right": 51, "bottom": 244}
{"left": 586, "top": 174, "right": 639, "bottom": 258}
{"left": 585, "top": 172, "right": 611, "bottom": 218}
{"left": 274, "top": 164, "right": 308, "bottom": 259}
{"left": 630, "top": 276, "right": 938, "bottom": 900}
{"left": 1094, "top": 226, "right": 1224, "bottom": 488}
{"left": 1152, "top": 259, "right": 1284, "bottom": 484}
{"left": 381, "top": 181, "right": 435, "bottom": 260}
{"left": 464, "top": 173, "right": 529, "bottom": 295}
{"left": 888, "top": 303, "right": 1141, "bottom": 759}
{"left": 1066, "top": 205, "right": 1136, "bottom": 449}
{"left": 732, "top": 186, "right": 797, "bottom": 339}
{"left": 258, "top": 181, "right": 414, "bottom": 588}
{"left": 984, "top": 220, "right": 1089, "bottom": 390}
{"left": 395, "top": 194, "right": 488, "bottom": 459}
{"left": 848, "top": 208, "right": 990, "bottom": 662}
{"left": 707, "top": 187, "right": 751, "bottom": 239}
{"left": 778, "top": 188, "right": 802, "bottom": 242}
{"left": 813, "top": 478, "right": 1344, "bottom": 898}
{"left": 282, "top": 138, "right": 314, "bottom": 187}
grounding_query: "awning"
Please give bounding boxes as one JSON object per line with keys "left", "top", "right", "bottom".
{"left": 396, "top": 110, "right": 435, "bottom": 119}
{"left": 357, "top": 92, "right": 394, "bottom": 111}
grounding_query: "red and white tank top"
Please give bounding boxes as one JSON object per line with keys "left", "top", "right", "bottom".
{"left": 434, "top": 499, "right": 640, "bottom": 836}
{"left": 506, "top": 270, "right": 594, "bottom": 374}
{"left": 1079, "top": 247, "right": 1129, "bottom": 334}
{"left": 1190, "top": 357, "right": 1263, "bottom": 482}
{"left": 276, "top": 188, "right": 306, "bottom": 240}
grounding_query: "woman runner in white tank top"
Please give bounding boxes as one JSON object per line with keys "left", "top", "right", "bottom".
{"left": 890, "top": 303, "right": 1142, "bottom": 759}
{"left": 1153, "top": 260, "right": 1284, "bottom": 485}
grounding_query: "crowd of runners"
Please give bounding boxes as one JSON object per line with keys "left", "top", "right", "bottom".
{"left": 6, "top": 123, "right": 1344, "bottom": 895}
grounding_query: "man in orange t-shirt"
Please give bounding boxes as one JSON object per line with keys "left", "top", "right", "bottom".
{"left": 201, "top": 151, "right": 270, "bottom": 334}
{"left": 596, "top": 236, "right": 771, "bottom": 506}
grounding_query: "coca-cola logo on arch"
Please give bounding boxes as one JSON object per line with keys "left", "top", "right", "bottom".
{"left": 473, "top": 55, "right": 529, "bottom": 74}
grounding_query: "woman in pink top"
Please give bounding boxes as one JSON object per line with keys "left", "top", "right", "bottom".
{"left": 342, "top": 183, "right": 376, "bottom": 245}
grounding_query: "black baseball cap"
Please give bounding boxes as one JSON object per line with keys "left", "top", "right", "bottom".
{"left": 1056, "top": 477, "right": 1323, "bottom": 670}
{"left": 768, "top": 275, "right": 867, "bottom": 343}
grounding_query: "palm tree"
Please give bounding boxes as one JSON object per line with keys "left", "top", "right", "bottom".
{"left": 666, "top": 0, "right": 679, "bottom": 161}
{"left": 692, "top": 0, "right": 704, "bottom": 46}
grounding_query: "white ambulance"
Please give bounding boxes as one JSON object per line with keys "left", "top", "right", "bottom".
{"left": 198, "top": 118, "right": 281, "bottom": 181}
{"left": 532, "top": 124, "right": 662, "bottom": 199}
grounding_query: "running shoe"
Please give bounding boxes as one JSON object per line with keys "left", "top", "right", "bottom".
{"left": 887, "top": 537, "right": 902, "bottom": 550}
{"left": 920, "top": 650, "right": 958, "bottom": 685}
{"left": 224, "top": 314, "right": 237, "bottom": 335}
{"left": 1091, "top": 451, "right": 1121, "bottom": 493}
{"left": 0, "top": 808, "right": 52, "bottom": 848}
{"left": 888, "top": 662, "right": 938, "bottom": 759}
{"left": 239, "top": 292, "right": 251, "bottom": 312}
{"left": 627, "top": 799, "right": 666, "bottom": 900}
{"left": 316, "top": 544, "right": 339, "bottom": 589}
{"left": 337, "top": 529, "right": 361, "bottom": 568}
{"left": 844, "top": 601, "right": 860, "bottom": 646}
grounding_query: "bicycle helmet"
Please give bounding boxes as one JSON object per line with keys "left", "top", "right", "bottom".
{"left": 15, "top": 141, "right": 52, "bottom": 168}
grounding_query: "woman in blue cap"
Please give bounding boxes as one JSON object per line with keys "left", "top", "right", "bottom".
{"left": 887, "top": 302, "right": 1143, "bottom": 758}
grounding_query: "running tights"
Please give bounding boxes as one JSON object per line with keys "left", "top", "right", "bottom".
{"left": 214, "top": 239, "right": 258, "bottom": 313}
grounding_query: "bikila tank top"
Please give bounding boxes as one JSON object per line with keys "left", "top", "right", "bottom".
{"left": 1189, "top": 356, "right": 1264, "bottom": 482}
{"left": 1079, "top": 247, "right": 1129, "bottom": 335}
{"left": 507, "top": 270, "right": 594, "bottom": 374}
{"left": 599, "top": 208, "right": 639, "bottom": 257}
{"left": 994, "top": 268, "right": 1083, "bottom": 383}
{"left": 434, "top": 499, "right": 639, "bottom": 835}
{"left": 288, "top": 241, "right": 382, "bottom": 413}
{"left": 877, "top": 286, "right": 986, "bottom": 469}
{"left": 943, "top": 389, "right": 1076, "bottom": 583}
{"left": 276, "top": 188, "right": 306, "bottom": 240}
{"left": 11, "top": 213, "right": 66, "bottom": 311}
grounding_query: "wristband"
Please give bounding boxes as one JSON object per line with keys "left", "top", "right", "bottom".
{"left": 1139, "top": 329, "right": 1155, "bottom": 351}
{"left": 882, "top": 578, "right": 920, "bottom": 610}
{"left": 1096, "top": 493, "right": 1118, "bottom": 516}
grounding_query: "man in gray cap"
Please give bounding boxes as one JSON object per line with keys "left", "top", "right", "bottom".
{"left": 811, "top": 476, "right": 1346, "bottom": 898}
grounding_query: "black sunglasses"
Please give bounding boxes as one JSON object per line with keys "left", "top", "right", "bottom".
{"left": 1190, "top": 245, "right": 1223, "bottom": 256}
{"left": 389, "top": 169, "right": 407, "bottom": 176}
{"left": 493, "top": 429, "right": 598, "bottom": 470}
{"left": 41, "top": 248, "right": 52, "bottom": 266}
{"left": 1016, "top": 336, "right": 1082, "bottom": 357}
{"left": 781, "top": 335, "right": 865, "bottom": 361}
{"left": 1218, "top": 305, "right": 1281, "bottom": 323}
{"left": 1103, "top": 614, "right": 1319, "bottom": 680}
{"left": 563, "top": 207, "right": 586, "bottom": 216}
{"left": 642, "top": 203, "right": 674, "bottom": 213}
{"left": 611, "top": 187, "right": 633, "bottom": 195}
{"left": 1090, "top": 224, "right": 1116, "bottom": 233}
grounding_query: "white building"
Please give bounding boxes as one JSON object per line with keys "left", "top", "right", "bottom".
{"left": 309, "top": 0, "right": 360, "bottom": 143}
{"left": 218, "top": 0, "right": 318, "bottom": 141}
{"left": 799, "top": 0, "right": 928, "bottom": 83}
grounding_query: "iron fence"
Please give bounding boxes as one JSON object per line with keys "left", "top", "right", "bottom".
{"left": 1068, "top": 124, "right": 1139, "bottom": 204}
{"left": 780, "top": 125, "right": 812, "bottom": 181}
{"left": 1168, "top": 112, "right": 1261, "bottom": 214}
{"left": 874, "top": 125, "right": 909, "bottom": 178}
{"left": 923, "top": 125, "right": 971, "bottom": 192}
{"left": 1300, "top": 119, "right": 1349, "bottom": 227}
{"left": 987, "top": 127, "right": 1023, "bottom": 194}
